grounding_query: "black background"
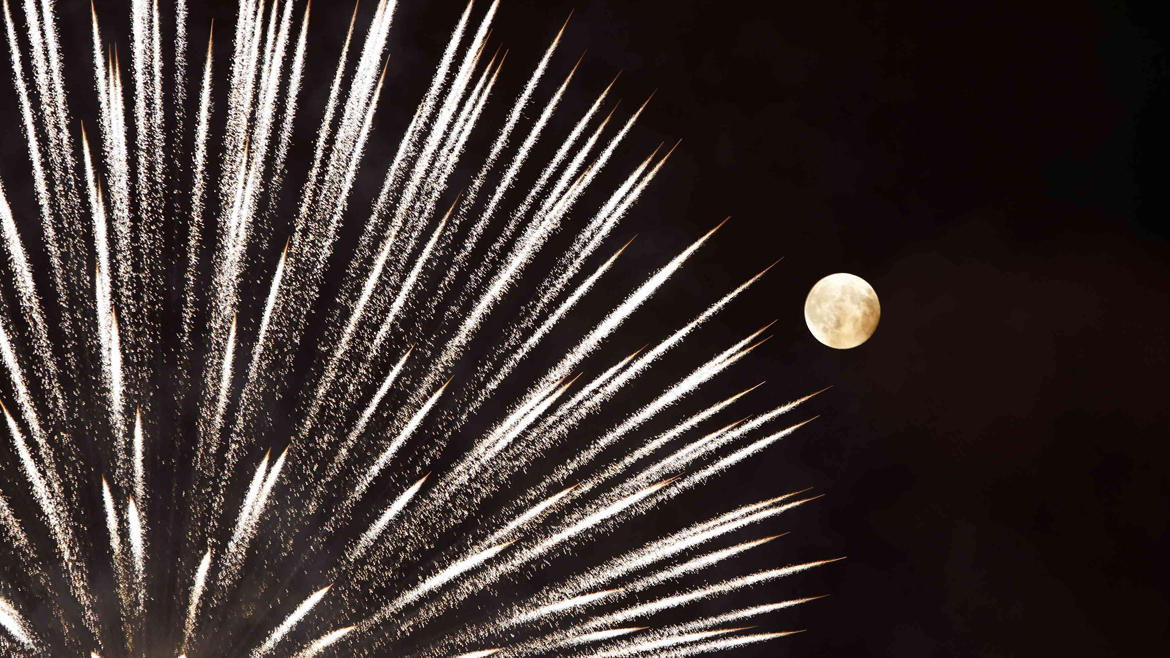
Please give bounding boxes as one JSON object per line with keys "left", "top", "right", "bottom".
{"left": 2, "top": 0, "right": 1167, "bottom": 656}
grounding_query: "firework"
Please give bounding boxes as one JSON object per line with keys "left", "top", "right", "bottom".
{"left": 0, "top": 1, "right": 833, "bottom": 656}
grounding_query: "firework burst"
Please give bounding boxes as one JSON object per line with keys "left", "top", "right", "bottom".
{"left": 0, "top": 1, "right": 834, "bottom": 656}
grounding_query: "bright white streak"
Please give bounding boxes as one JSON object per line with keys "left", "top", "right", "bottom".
{"left": 368, "top": 211, "right": 450, "bottom": 354}
{"left": 442, "top": 52, "right": 585, "bottom": 314}
{"left": 0, "top": 283, "right": 52, "bottom": 460}
{"left": 509, "top": 588, "right": 620, "bottom": 627}
{"left": 250, "top": 585, "right": 332, "bottom": 658}
{"left": 451, "top": 651, "right": 502, "bottom": 658}
{"left": 101, "top": 478, "right": 122, "bottom": 561}
{"left": 293, "top": 626, "right": 355, "bottom": 658}
{"left": 133, "top": 409, "right": 145, "bottom": 504}
{"left": 634, "top": 535, "right": 783, "bottom": 592}
{"left": 628, "top": 497, "right": 816, "bottom": 577}
{"left": 2, "top": 0, "right": 65, "bottom": 305}
{"left": 437, "top": 18, "right": 573, "bottom": 304}
{"left": 674, "top": 417, "right": 821, "bottom": 493}
{"left": 229, "top": 452, "right": 271, "bottom": 549}
{"left": 586, "top": 629, "right": 738, "bottom": 658}
{"left": 180, "top": 550, "right": 212, "bottom": 651}
{"left": 582, "top": 384, "right": 762, "bottom": 498}
{"left": 0, "top": 492, "right": 32, "bottom": 557}
{"left": 246, "top": 241, "right": 289, "bottom": 387}
{"left": 495, "top": 219, "right": 730, "bottom": 453}
{"left": 264, "top": 1, "right": 310, "bottom": 215}
{"left": 346, "top": 474, "right": 429, "bottom": 564}
{"left": 478, "top": 376, "right": 575, "bottom": 466}
{"left": 350, "top": 381, "right": 449, "bottom": 506}
{"left": 251, "top": 447, "right": 288, "bottom": 525}
{"left": 181, "top": 28, "right": 214, "bottom": 345}
{"left": 127, "top": 496, "right": 145, "bottom": 593}
{"left": 563, "top": 628, "right": 645, "bottom": 646}
{"left": 633, "top": 397, "right": 821, "bottom": 491}
{"left": 675, "top": 597, "right": 825, "bottom": 632}
{"left": 81, "top": 126, "right": 122, "bottom": 425}
{"left": 485, "top": 484, "right": 579, "bottom": 545}
{"left": 589, "top": 559, "right": 841, "bottom": 628}
{"left": 348, "top": 347, "right": 413, "bottom": 447}
{"left": 311, "top": 346, "right": 414, "bottom": 506}
{"left": 527, "top": 481, "right": 672, "bottom": 561}
{"left": 648, "top": 632, "right": 797, "bottom": 658}
{"left": 372, "top": 542, "right": 513, "bottom": 622}
{"left": 305, "top": 1, "right": 487, "bottom": 420}
{"left": 1, "top": 402, "right": 68, "bottom": 561}
{"left": 0, "top": 175, "right": 63, "bottom": 428}
{"left": 202, "top": 315, "right": 237, "bottom": 475}
{"left": 174, "top": 0, "right": 187, "bottom": 138}
{"left": 499, "top": 493, "right": 813, "bottom": 633}
{"left": 0, "top": 597, "right": 33, "bottom": 647}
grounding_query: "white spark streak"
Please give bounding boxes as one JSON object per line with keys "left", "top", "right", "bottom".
{"left": 230, "top": 451, "right": 271, "bottom": 550}
{"left": 590, "top": 559, "right": 842, "bottom": 628}
{"left": 486, "top": 484, "right": 579, "bottom": 545}
{"left": 252, "top": 446, "right": 288, "bottom": 524}
{"left": 509, "top": 588, "right": 620, "bottom": 627}
{"left": 650, "top": 631, "right": 799, "bottom": 658}
{"left": 132, "top": 409, "right": 145, "bottom": 504}
{"left": 347, "top": 474, "right": 429, "bottom": 565}
{"left": 0, "top": 4, "right": 834, "bottom": 657}
{"left": 0, "top": 597, "right": 33, "bottom": 647}
{"left": 375, "top": 542, "right": 514, "bottom": 621}
{"left": 351, "top": 380, "right": 449, "bottom": 506}
{"left": 294, "top": 626, "right": 356, "bottom": 658}
{"left": 452, "top": 650, "right": 502, "bottom": 658}
{"left": 180, "top": 549, "right": 212, "bottom": 651}
{"left": 127, "top": 496, "right": 146, "bottom": 590}
{"left": 587, "top": 629, "right": 740, "bottom": 658}
{"left": 251, "top": 585, "right": 332, "bottom": 658}
{"left": 181, "top": 26, "right": 215, "bottom": 346}
{"left": 1, "top": 402, "right": 68, "bottom": 561}
{"left": 101, "top": 478, "right": 122, "bottom": 562}
{"left": 563, "top": 628, "right": 646, "bottom": 646}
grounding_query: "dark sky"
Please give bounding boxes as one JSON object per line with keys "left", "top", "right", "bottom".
{"left": 1, "top": 0, "right": 1166, "bottom": 656}
{"left": 462, "top": 0, "right": 1168, "bottom": 655}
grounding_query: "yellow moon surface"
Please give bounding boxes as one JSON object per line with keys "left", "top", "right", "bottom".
{"left": 804, "top": 273, "right": 880, "bottom": 349}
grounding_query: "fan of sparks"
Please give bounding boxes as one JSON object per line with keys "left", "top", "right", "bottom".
{"left": 0, "top": 0, "right": 836, "bottom": 656}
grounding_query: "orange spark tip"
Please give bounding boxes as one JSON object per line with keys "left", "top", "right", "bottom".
{"left": 743, "top": 381, "right": 767, "bottom": 395}
{"left": 786, "top": 493, "right": 827, "bottom": 509}
{"left": 744, "top": 334, "right": 774, "bottom": 352}
{"left": 557, "top": 10, "right": 574, "bottom": 34}
{"left": 756, "top": 257, "right": 784, "bottom": 277}
{"left": 728, "top": 415, "right": 753, "bottom": 428}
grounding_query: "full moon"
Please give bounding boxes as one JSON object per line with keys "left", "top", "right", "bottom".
{"left": 804, "top": 273, "right": 881, "bottom": 349}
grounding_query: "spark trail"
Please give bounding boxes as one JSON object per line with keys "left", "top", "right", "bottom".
{"left": 0, "top": 2, "right": 838, "bottom": 658}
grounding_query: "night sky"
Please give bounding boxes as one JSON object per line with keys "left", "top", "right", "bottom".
{"left": 2, "top": 0, "right": 1167, "bottom": 656}
{"left": 460, "top": 1, "right": 1170, "bottom": 654}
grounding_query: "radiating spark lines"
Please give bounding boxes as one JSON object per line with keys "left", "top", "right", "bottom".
{"left": 0, "top": 1, "right": 838, "bottom": 657}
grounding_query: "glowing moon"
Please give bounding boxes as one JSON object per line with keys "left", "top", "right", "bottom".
{"left": 804, "top": 273, "right": 880, "bottom": 349}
